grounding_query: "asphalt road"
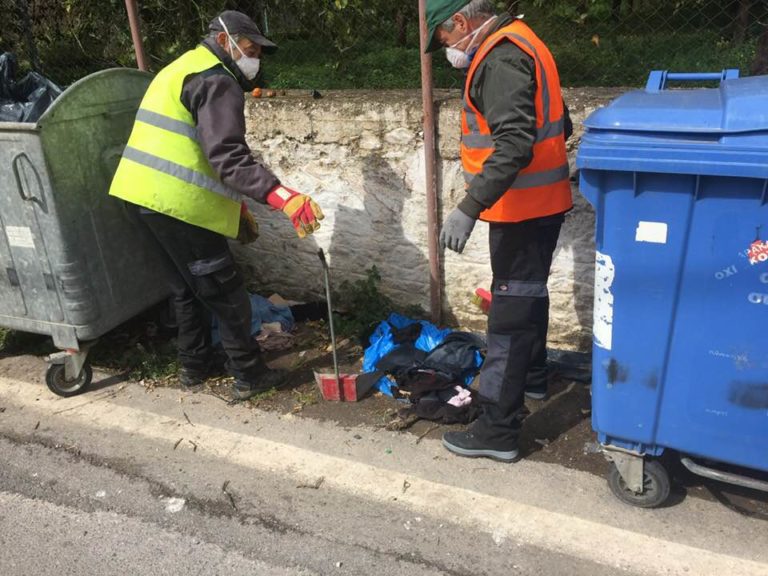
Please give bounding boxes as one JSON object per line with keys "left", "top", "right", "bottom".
{"left": 0, "top": 358, "right": 767, "bottom": 576}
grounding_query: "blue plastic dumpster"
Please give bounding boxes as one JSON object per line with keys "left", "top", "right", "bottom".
{"left": 577, "top": 70, "right": 768, "bottom": 508}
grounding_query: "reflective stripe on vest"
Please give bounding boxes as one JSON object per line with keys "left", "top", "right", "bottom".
{"left": 109, "top": 45, "right": 242, "bottom": 238}
{"left": 461, "top": 105, "right": 564, "bottom": 149}
{"left": 461, "top": 20, "right": 572, "bottom": 223}
{"left": 134, "top": 108, "right": 200, "bottom": 141}
{"left": 464, "top": 163, "right": 569, "bottom": 189}
{"left": 121, "top": 147, "right": 240, "bottom": 203}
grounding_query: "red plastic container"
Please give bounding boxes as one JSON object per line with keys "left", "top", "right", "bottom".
{"left": 314, "top": 371, "right": 363, "bottom": 402}
{"left": 472, "top": 288, "right": 492, "bottom": 314}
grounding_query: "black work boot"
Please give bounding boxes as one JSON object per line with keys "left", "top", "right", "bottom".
{"left": 442, "top": 430, "right": 520, "bottom": 463}
{"left": 231, "top": 368, "right": 288, "bottom": 401}
{"left": 178, "top": 366, "right": 209, "bottom": 391}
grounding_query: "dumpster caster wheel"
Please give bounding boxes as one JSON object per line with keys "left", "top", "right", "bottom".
{"left": 45, "top": 362, "right": 92, "bottom": 398}
{"left": 608, "top": 460, "right": 670, "bottom": 508}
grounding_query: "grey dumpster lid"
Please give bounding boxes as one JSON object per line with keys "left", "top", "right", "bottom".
{"left": 37, "top": 68, "right": 152, "bottom": 127}
{"left": 584, "top": 74, "right": 768, "bottom": 135}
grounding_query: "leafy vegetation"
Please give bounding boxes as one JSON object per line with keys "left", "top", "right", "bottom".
{"left": 1, "top": 0, "right": 764, "bottom": 88}
{"left": 0, "top": 314, "right": 178, "bottom": 382}
{"left": 0, "top": 328, "right": 53, "bottom": 357}
{"left": 334, "top": 266, "right": 424, "bottom": 343}
{"left": 88, "top": 334, "right": 179, "bottom": 381}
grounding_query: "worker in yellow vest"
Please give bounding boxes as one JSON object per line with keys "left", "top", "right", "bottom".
{"left": 110, "top": 11, "right": 324, "bottom": 400}
{"left": 426, "top": 0, "right": 573, "bottom": 462}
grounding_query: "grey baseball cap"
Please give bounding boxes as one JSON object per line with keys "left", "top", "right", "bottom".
{"left": 209, "top": 10, "right": 278, "bottom": 55}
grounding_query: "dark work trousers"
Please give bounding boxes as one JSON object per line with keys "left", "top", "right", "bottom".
{"left": 473, "top": 214, "right": 564, "bottom": 448}
{"left": 137, "top": 209, "right": 263, "bottom": 382}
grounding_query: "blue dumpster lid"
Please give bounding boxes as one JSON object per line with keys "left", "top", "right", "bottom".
{"left": 584, "top": 73, "right": 768, "bottom": 134}
{"left": 577, "top": 71, "right": 768, "bottom": 179}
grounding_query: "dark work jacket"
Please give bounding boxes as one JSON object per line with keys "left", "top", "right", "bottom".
{"left": 179, "top": 38, "right": 279, "bottom": 203}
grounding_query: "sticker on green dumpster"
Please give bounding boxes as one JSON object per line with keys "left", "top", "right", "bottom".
{"left": 6, "top": 226, "right": 35, "bottom": 249}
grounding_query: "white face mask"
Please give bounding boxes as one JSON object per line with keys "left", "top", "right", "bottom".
{"left": 445, "top": 47, "right": 471, "bottom": 69}
{"left": 233, "top": 52, "right": 261, "bottom": 80}
{"left": 218, "top": 17, "right": 261, "bottom": 80}
{"left": 445, "top": 16, "right": 497, "bottom": 69}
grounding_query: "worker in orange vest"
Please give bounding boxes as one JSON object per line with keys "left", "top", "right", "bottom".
{"left": 426, "top": 0, "right": 573, "bottom": 462}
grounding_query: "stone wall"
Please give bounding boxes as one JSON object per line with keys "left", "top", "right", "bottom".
{"left": 236, "top": 88, "right": 625, "bottom": 351}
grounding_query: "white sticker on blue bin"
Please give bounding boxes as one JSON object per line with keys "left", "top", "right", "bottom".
{"left": 6, "top": 226, "right": 35, "bottom": 249}
{"left": 594, "top": 251, "right": 615, "bottom": 351}
{"left": 635, "top": 221, "right": 668, "bottom": 244}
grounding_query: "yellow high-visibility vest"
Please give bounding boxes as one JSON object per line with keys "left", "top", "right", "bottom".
{"left": 110, "top": 45, "right": 241, "bottom": 238}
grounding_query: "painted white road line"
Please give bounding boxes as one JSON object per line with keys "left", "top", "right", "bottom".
{"left": 1, "top": 376, "right": 766, "bottom": 576}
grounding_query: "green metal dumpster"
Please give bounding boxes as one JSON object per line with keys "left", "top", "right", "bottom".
{"left": 0, "top": 69, "right": 171, "bottom": 396}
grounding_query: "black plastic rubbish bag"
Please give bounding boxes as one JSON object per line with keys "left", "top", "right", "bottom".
{"left": 0, "top": 52, "right": 62, "bottom": 123}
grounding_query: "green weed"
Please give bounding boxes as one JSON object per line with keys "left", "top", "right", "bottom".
{"left": 0, "top": 329, "right": 55, "bottom": 356}
{"left": 333, "top": 266, "right": 425, "bottom": 344}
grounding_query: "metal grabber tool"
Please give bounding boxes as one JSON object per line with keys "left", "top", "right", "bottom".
{"left": 317, "top": 249, "right": 340, "bottom": 386}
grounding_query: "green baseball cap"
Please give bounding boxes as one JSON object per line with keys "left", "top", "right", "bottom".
{"left": 425, "top": 0, "right": 470, "bottom": 53}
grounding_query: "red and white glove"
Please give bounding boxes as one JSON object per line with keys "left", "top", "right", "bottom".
{"left": 266, "top": 185, "right": 324, "bottom": 239}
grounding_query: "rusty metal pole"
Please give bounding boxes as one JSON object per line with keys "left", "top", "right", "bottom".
{"left": 124, "top": 0, "right": 149, "bottom": 71}
{"left": 418, "top": 0, "right": 442, "bottom": 325}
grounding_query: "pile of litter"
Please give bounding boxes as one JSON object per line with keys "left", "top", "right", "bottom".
{"left": 356, "top": 313, "right": 486, "bottom": 424}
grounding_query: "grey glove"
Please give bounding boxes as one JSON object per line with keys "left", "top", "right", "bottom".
{"left": 440, "top": 207, "right": 477, "bottom": 254}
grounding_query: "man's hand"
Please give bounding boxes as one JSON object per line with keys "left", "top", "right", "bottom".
{"left": 237, "top": 203, "right": 259, "bottom": 244}
{"left": 266, "top": 185, "right": 324, "bottom": 239}
{"left": 440, "top": 208, "right": 477, "bottom": 254}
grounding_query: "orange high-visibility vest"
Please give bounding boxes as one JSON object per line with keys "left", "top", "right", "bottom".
{"left": 462, "top": 20, "right": 572, "bottom": 223}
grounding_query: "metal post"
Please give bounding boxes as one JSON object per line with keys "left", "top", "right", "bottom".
{"left": 418, "top": 0, "right": 442, "bottom": 325}
{"left": 124, "top": 0, "right": 149, "bottom": 71}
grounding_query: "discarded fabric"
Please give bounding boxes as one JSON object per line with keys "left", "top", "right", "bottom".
{"left": 447, "top": 386, "right": 472, "bottom": 407}
{"left": 256, "top": 322, "right": 295, "bottom": 352}
{"left": 410, "top": 388, "right": 480, "bottom": 424}
{"left": 211, "top": 293, "right": 294, "bottom": 346}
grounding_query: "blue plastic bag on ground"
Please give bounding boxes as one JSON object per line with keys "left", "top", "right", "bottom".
{"left": 362, "top": 313, "right": 482, "bottom": 396}
{"left": 211, "top": 294, "right": 293, "bottom": 346}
